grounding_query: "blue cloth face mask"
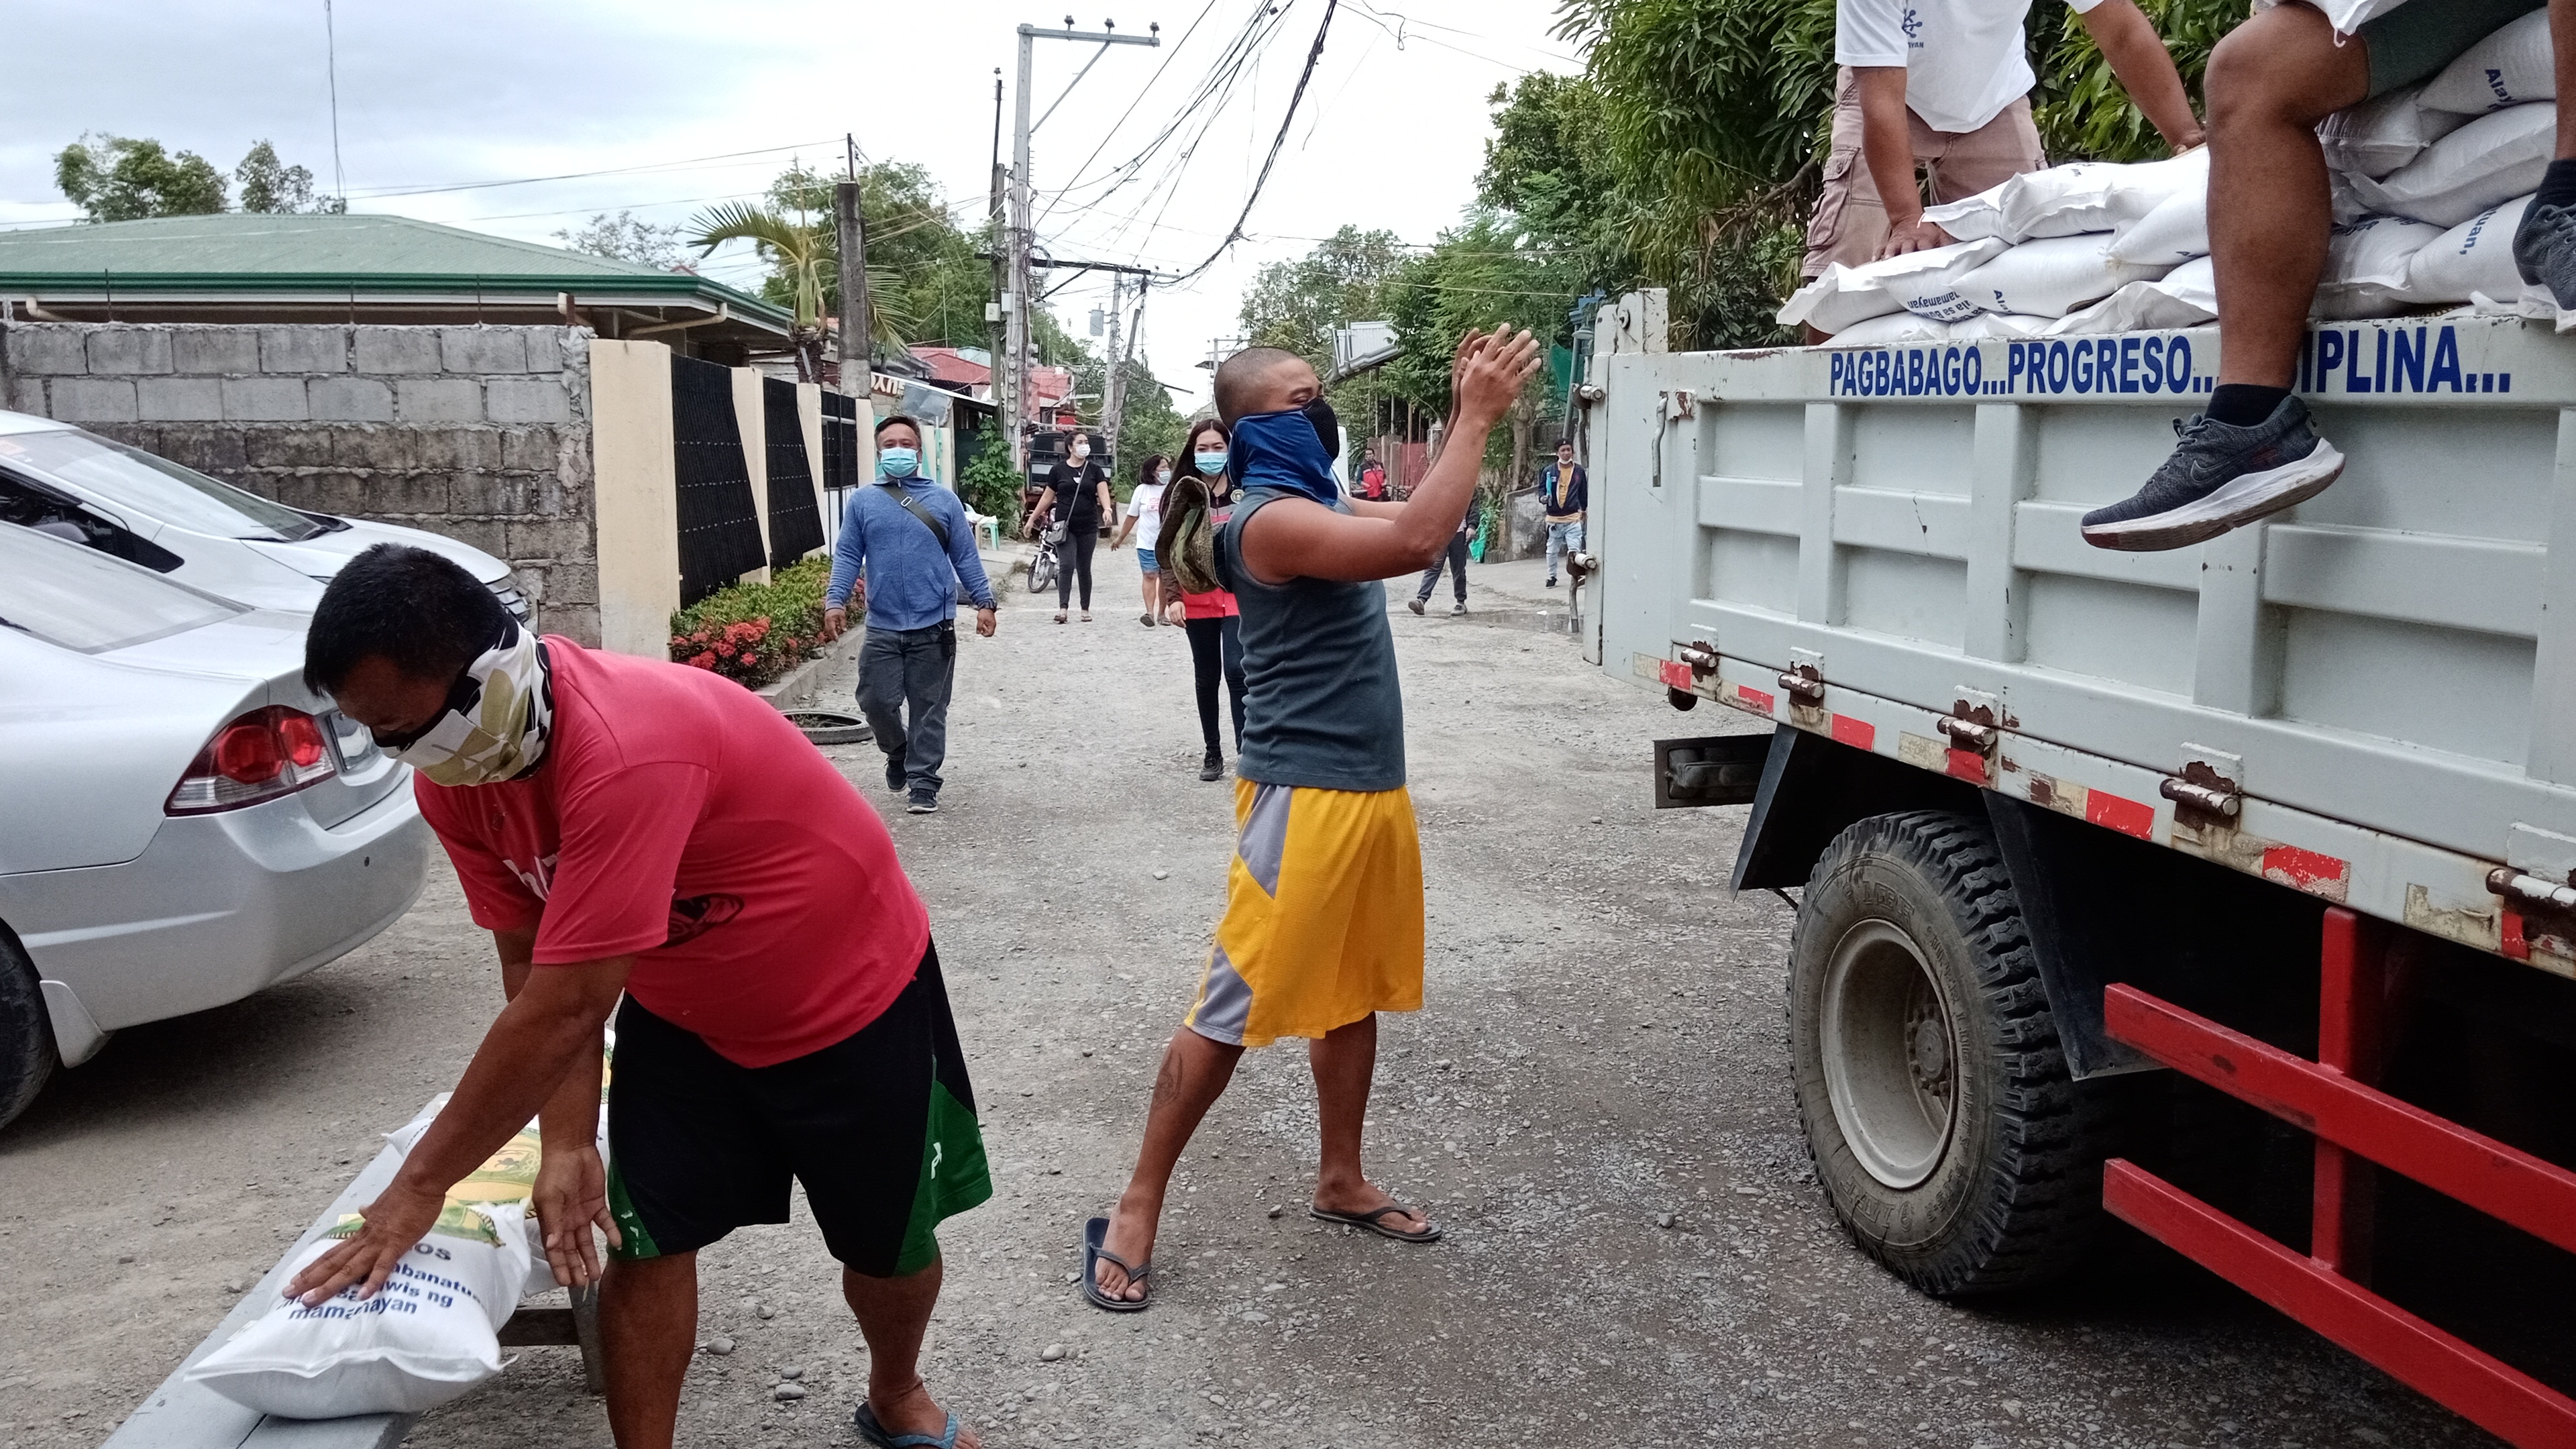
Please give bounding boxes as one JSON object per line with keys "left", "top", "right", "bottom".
{"left": 1226, "top": 398, "right": 1340, "bottom": 508}
{"left": 1193, "top": 450, "right": 1227, "bottom": 476}
{"left": 877, "top": 447, "right": 919, "bottom": 479}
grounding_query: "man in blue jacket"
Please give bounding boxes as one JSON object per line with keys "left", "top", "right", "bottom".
{"left": 822, "top": 415, "right": 998, "bottom": 815}
{"left": 1538, "top": 438, "right": 1586, "bottom": 589}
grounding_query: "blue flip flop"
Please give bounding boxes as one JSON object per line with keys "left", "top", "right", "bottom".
{"left": 853, "top": 1402, "right": 960, "bottom": 1449}
{"left": 1082, "top": 1214, "right": 1151, "bottom": 1311}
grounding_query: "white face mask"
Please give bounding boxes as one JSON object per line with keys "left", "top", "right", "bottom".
{"left": 1155, "top": 468, "right": 1172, "bottom": 486}
{"left": 1071, "top": 440, "right": 1091, "bottom": 459}
{"left": 376, "top": 624, "right": 553, "bottom": 787}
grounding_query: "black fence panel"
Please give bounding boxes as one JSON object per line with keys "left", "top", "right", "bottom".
{"left": 820, "top": 390, "right": 860, "bottom": 537}
{"left": 762, "top": 377, "right": 827, "bottom": 568}
{"left": 672, "top": 354, "right": 767, "bottom": 607}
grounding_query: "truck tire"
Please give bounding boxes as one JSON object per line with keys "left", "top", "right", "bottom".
{"left": 1788, "top": 810, "right": 2096, "bottom": 1295}
{"left": 0, "top": 930, "right": 56, "bottom": 1132}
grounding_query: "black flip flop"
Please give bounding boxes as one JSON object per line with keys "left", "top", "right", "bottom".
{"left": 1081, "top": 1215, "right": 1151, "bottom": 1311}
{"left": 1309, "top": 1203, "right": 1444, "bottom": 1242}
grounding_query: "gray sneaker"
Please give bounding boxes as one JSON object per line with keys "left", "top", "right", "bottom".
{"left": 906, "top": 793, "right": 938, "bottom": 814}
{"left": 2080, "top": 395, "right": 2344, "bottom": 552}
{"left": 2516, "top": 200, "right": 2576, "bottom": 308}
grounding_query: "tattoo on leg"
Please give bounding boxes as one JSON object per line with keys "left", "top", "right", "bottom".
{"left": 1150, "top": 1048, "right": 1185, "bottom": 1110}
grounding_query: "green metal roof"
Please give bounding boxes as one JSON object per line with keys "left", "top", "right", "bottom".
{"left": 0, "top": 213, "right": 791, "bottom": 331}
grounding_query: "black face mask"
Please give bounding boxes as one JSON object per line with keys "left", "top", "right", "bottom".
{"left": 1303, "top": 395, "right": 1339, "bottom": 460}
{"left": 1225, "top": 396, "right": 1342, "bottom": 486}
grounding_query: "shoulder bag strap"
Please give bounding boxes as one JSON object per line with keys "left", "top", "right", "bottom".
{"left": 877, "top": 480, "right": 951, "bottom": 551}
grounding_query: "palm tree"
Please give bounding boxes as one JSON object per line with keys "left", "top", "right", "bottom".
{"left": 687, "top": 203, "right": 912, "bottom": 382}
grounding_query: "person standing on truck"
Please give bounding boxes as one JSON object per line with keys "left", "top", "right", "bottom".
{"left": 1540, "top": 437, "right": 1587, "bottom": 589}
{"left": 2082, "top": 0, "right": 2576, "bottom": 553}
{"left": 1079, "top": 329, "right": 1543, "bottom": 1311}
{"left": 288, "top": 544, "right": 992, "bottom": 1449}
{"left": 820, "top": 414, "right": 1000, "bottom": 816}
{"left": 1809, "top": 0, "right": 2204, "bottom": 282}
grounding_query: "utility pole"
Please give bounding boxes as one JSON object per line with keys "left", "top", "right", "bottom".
{"left": 1102, "top": 273, "right": 1126, "bottom": 470}
{"left": 987, "top": 70, "right": 1008, "bottom": 434}
{"left": 1008, "top": 18, "right": 1159, "bottom": 474}
{"left": 835, "top": 164, "right": 873, "bottom": 478}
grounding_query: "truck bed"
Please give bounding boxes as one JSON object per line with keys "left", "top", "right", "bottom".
{"left": 1593, "top": 308, "right": 2576, "bottom": 976}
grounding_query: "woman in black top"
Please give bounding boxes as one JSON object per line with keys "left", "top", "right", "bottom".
{"left": 1023, "top": 433, "right": 1116, "bottom": 623}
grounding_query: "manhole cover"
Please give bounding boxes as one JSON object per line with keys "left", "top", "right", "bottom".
{"left": 783, "top": 710, "right": 872, "bottom": 745}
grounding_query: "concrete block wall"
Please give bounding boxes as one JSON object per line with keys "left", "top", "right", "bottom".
{"left": 1, "top": 323, "right": 600, "bottom": 643}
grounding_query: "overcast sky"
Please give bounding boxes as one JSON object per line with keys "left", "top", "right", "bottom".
{"left": 1, "top": 0, "right": 1576, "bottom": 411}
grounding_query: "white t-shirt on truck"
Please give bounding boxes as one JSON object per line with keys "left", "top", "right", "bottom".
{"left": 1836, "top": 0, "right": 2106, "bottom": 136}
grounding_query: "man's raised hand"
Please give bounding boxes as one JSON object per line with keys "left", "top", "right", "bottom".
{"left": 1454, "top": 327, "right": 1543, "bottom": 425}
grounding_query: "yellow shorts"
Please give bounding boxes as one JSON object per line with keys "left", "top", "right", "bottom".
{"left": 1183, "top": 780, "right": 1425, "bottom": 1049}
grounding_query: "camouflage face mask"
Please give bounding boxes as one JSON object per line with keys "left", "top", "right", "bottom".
{"left": 390, "top": 625, "right": 553, "bottom": 787}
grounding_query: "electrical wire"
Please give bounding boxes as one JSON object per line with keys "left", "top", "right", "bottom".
{"left": 337, "top": 140, "right": 845, "bottom": 200}
{"left": 1159, "top": 0, "right": 1341, "bottom": 286}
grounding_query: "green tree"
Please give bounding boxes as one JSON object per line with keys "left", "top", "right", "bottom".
{"left": 1239, "top": 226, "right": 1409, "bottom": 368}
{"left": 686, "top": 199, "right": 913, "bottom": 380}
{"left": 54, "top": 134, "right": 228, "bottom": 221}
{"left": 2032, "top": 0, "right": 2233, "bottom": 161}
{"left": 235, "top": 140, "right": 342, "bottom": 214}
{"left": 757, "top": 162, "right": 994, "bottom": 353}
{"left": 555, "top": 211, "right": 684, "bottom": 268}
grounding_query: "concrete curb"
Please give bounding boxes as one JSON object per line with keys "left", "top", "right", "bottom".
{"left": 755, "top": 634, "right": 857, "bottom": 712}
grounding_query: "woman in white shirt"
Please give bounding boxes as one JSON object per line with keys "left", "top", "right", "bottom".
{"left": 1111, "top": 453, "right": 1174, "bottom": 627}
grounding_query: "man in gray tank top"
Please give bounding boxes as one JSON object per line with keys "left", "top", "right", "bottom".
{"left": 1078, "top": 331, "right": 1543, "bottom": 1311}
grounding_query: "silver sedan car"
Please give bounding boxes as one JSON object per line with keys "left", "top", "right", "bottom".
{"left": 0, "top": 409, "right": 529, "bottom": 621}
{"left": 0, "top": 525, "right": 432, "bottom": 1130}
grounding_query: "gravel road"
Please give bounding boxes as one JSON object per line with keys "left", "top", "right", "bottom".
{"left": 0, "top": 553, "right": 2489, "bottom": 1449}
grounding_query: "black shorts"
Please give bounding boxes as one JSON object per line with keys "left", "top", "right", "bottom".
{"left": 602, "top": 941, "right": 990, "bottom": 1277}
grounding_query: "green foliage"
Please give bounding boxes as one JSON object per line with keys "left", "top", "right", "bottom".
{"left": 958, "top": 429, "right": 1025, "bottom": 521}
{"left": 667, "top": 556, "right": 830, "bottom": 688}
{"left": 1240, "top": 226, "right": 1410, "bottom": 368}
{"left": 56, "top": 134, "right": 340, "bottom": 223}
{"left": 750, "top": 162, "right": 993, "bottom": 354}
{"left": 555, "top": 211, "right": 685, "bottom": 268}
{"left": 2032, "top": 0, "right": 2232, "bottom": 162}
{"left": 54, "top": 134, "right": 228, "bottom": 221}
{"left": 235, "top": 141, "right": 341, "bottom": 215}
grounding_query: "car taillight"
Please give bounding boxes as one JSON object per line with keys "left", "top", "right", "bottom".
{"left": 167, "top": 705, "right": 341, "bottom": 814}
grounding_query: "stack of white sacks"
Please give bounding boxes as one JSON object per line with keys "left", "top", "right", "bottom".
{"left": 1781, "top": 9, "right": 2561, "bottom": 345}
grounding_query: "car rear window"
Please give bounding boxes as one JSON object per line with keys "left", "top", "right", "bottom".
{"left": 0, "top": 524, "right": 244, "bottom": 652}
{"left": 0, "top": 427, "right": 329, "bottom": 541}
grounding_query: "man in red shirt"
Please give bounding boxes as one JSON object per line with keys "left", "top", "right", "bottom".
{"left": 285, "top": 545, "right": 989, "bottom": 1449}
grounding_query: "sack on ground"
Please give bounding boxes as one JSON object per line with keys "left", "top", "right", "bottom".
{"left": 2046, "top": 257, "right": 2218, "bottom": 335}
{"left": 2345, "top": 101, "right": 2554, "bottom": 228}
{"left": 2319, "top": 85, "right": 2466, "bottom": 179}
{"left": 1776, "top": 262, "right": 1904, "bottom": 334}
{"left": 1954, "top": 235, "right": 2174, "bottom": 318}
{"left": 187, "top": 1199, "right": 533, "bottom": 1417}
{"left": 2406, "top": 193, "right": 2534, "bottom": 303}
{"left": 2422, "top": 9, "right": 2553, "bottom": 114}
{"left": 2313, "top": 213, "right": 2445, "bottom": 318}
{"left": 2108, "top": 182, "right": 2210, "bottom": 266}
{"left": 1825, "top": 311, "right": 1954, "bottom": 345}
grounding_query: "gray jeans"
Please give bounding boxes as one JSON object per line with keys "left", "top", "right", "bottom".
{"left": 1545, "top": 519, "right": 1584, "bottom": 578}
{"left": 858, "top": 623, "right": 955, "bottom": 798}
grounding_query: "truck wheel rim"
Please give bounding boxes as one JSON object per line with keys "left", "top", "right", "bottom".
{"left": 1821, "top": 918, "right": 1959, "bottom": 1190}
